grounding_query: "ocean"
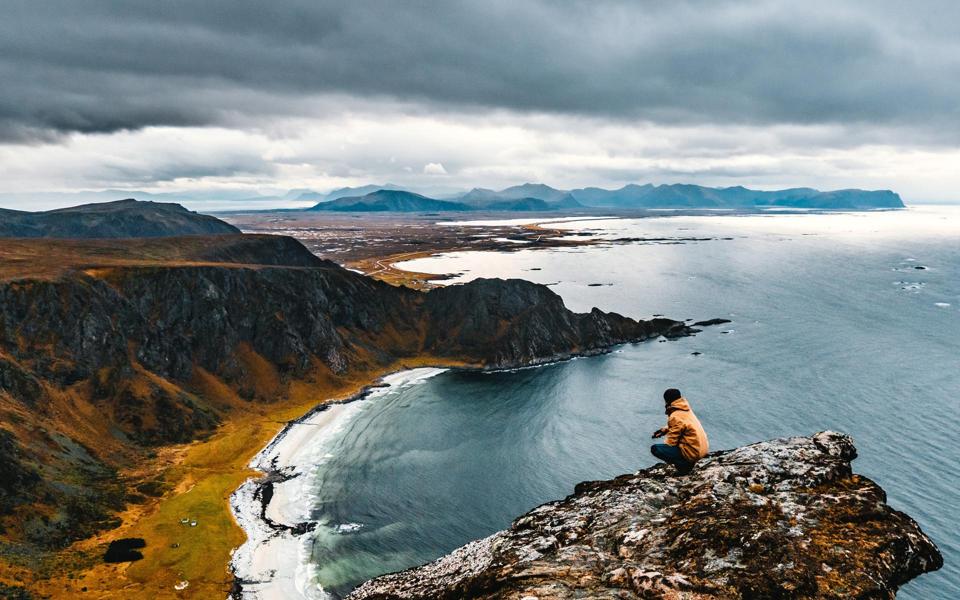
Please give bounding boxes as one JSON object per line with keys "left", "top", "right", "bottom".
{"left": 298, "top": 207, "right": 959, "bottom": 598}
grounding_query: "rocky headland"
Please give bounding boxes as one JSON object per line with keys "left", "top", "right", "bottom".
{"left": 349, "top": 432, "right": 942, "bottom": 599}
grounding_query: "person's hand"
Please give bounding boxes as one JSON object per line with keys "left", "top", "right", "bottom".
{"left": 651, "top": 428, "right": 666, "bottom": 439}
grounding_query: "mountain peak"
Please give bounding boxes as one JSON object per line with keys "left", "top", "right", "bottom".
{"left": 0, "top": 199, "right": 239, "bottom": 238}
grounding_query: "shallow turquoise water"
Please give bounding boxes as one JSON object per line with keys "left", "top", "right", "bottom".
{"left": 307, "top": 208, "right": 959, "bottom": 598}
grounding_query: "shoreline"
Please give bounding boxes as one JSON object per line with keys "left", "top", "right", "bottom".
{"left": 226, "top": 313, "right": 719, "bottom": 597}
{"left": 224, "top": 332, "right": 710, "bottom": 599}
{"left": 229, "top": 368, "right": 449, "bottom": 599}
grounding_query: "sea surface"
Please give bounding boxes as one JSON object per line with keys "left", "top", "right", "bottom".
{"left": 303, "top": 207, "right": 959, "bottom": 598}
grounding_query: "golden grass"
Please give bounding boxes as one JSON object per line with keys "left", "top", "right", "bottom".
{"left": 0, "top": 235, "right": 275, "bottom": 281}
{"left": 9, "top": 355, "right": 474, "bottom": 599}
{"left": 234, "top": 343, "right": 283, "bottom": 402}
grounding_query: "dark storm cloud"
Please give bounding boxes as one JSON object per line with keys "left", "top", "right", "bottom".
{"left": 1, "top": 0, "right": 958, "bottom": 141}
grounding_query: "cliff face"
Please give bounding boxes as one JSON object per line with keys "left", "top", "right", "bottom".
{"left": 1, "top": 266, "right": 683, "bottom": 404}
{"left": 349, "top": 432, "right": 942, "bottom": 600}
{"left": 0, "top": 235, "right": 700, "bottom": 549}
{"left": 422, "top": 278, "right": 691, "bottom": 368}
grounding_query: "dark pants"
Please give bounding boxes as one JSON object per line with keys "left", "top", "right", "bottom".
{"left": 651, "top": 443, "right": 694, "bottom": 473}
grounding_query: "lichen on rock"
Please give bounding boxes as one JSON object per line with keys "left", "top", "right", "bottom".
{"left": 348, "top": 432, "right": 942, "bottom": 599}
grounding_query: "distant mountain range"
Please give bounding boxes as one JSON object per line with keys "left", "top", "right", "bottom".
{"left": 457, "top": 184, "right": 583, "bottom": 210}
{"left": 303, "top": 183, "right": 902, "bottom": 212}
{"left": 0, "top": 198, "right": 240, "bottom": 238}
{"left": 309, "top": 183, "right": 407, "bottom": 203}
{"left": 0, "top": 183, "right": 904, "bottom": 214}
{"left": 566, "top": 183, "right": 903, "bottom": 209}
{"left": 308, "top": 188, "right": 582, "bottom": 212}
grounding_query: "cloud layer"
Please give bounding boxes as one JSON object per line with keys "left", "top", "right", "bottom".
{"left": 3, "top": 0, "right": 959, "bottom": 140}
{"left": 1, "top": 1, "right": 958, "bottom": 204}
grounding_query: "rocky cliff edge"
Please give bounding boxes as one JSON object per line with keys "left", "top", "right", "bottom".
{"left": 349, "top": 432, "right": 942, "bottom": 599}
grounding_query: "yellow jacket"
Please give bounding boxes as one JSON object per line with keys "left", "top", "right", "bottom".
{"left": 665, "top": 398, "right": 709, "bottom": 462}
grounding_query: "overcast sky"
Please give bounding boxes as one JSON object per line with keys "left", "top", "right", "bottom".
{"left": 2, "top": 0, "right": 959, "bottom": 208}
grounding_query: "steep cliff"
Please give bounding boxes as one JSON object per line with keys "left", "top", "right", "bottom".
{"left": 422, "top": 278, "right": 691, "bottom": 368}
{"left": 349, "top": 432, "right": 942, "bottom": 599}
{"left": 0, "top": 235, "right": 702, "bottom": 551}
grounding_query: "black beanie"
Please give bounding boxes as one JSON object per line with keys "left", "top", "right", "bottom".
{"left": 663, "top": 388, "right": 682, "bottom": 404}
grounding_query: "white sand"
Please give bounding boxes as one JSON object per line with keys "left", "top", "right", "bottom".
{"left": 229, "top": 368, "right": 447, "bottom": 599}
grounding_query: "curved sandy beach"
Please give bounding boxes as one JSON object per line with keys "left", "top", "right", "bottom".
{"left": 229, "top": 368, "right": 448, "bottom": 599}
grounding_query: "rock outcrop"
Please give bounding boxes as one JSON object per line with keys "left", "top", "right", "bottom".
{"left": 349, "top": 432, "right": 942, "bottom": 599}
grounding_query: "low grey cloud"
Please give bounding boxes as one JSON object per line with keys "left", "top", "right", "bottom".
{"left": 2, "top": 0, "right": 959, "bottom": 143}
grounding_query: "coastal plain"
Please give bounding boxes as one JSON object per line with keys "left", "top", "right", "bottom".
{"left": 220, "top": 209, "right": 740, "bottom": 289}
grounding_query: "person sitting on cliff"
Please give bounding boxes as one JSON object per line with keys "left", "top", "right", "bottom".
{"left": 650, "top": 388, "right": 709, "bottom": 475}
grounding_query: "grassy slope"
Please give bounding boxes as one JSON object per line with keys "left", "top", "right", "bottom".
{"left": 0, "top": 235, "right": 289, "bottom": 281}
{"left": 3, "top": 349, "right": 470, "bottom": 599}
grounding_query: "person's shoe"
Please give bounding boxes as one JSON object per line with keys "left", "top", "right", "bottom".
{"left": 674, "top": 465, "right": 693, "bottom": 476}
